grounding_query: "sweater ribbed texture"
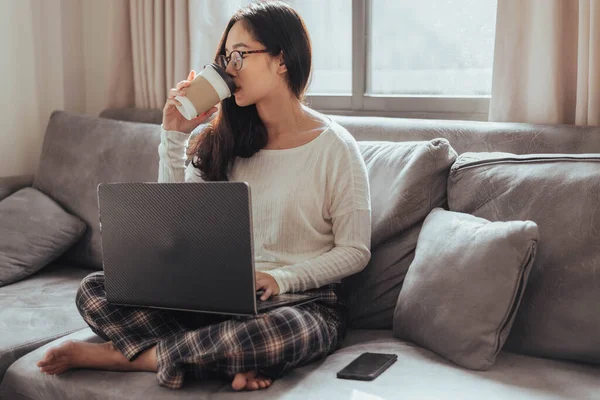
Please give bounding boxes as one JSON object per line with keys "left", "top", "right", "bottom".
{"left": 157, "top": 118, "right": 371, "bottom": 293}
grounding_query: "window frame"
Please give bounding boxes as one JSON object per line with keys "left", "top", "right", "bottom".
{"left": 305, "top": 0, "right": 492, "bottom": 121}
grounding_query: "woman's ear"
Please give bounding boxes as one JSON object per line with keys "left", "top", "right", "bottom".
{"left": 277, "top": 51, "right": 287, "bottom": 73}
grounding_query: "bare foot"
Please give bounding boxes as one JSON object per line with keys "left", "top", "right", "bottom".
{"left": 231, "top": 370, "right": 273, "bottom": 391}
{"left": 36, "top": 340, "right": 157, "bottom": 375}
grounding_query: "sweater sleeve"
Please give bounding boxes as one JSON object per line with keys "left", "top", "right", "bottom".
{"left": 264, "top": 138, "right": 372, "bottom": 293}
{"left": 158, "top": 124, "right": 205, "bottom": 183}
{"left": 158, "top": 124, "right": 190, "bottom": 183}
{"left": 264, "top": 208, "right": 371, "bottom": 294}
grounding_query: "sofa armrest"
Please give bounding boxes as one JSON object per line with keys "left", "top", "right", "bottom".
{"left": 0, "top": 174, "right": 34, "bottom": 201}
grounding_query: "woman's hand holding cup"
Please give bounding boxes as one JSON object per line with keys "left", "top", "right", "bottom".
{"left": 163, "top": 70, "right": 219, "bottom": 134}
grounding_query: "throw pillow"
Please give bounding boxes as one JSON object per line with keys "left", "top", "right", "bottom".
{"left": 341, "top": 138, "right": 457, "bottom": 329}
{"left": 393, "top": 207, "right": 539, "bottom": 370}
{"left": 0, "top": 187, "right": 86, "bottom": 287}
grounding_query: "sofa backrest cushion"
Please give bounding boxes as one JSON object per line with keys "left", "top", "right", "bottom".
{"left": 448, "top": 151, "right": 600, "bottom": 364}
{"left": 330, "top": 115, "right": 600, "bottom": 155}
{"left": 100, "top": 108, "right": 600, "bottom": 155}
{"left": 99, "top": 108, "right": 164, "bottom": 125}
{"left": 33, "top": 110, "right": 162, "bottom": 270}
{"left": 342, "top": 139, "right": 457, "bottom": 329}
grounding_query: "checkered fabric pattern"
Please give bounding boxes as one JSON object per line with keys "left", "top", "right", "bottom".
{"left": 75, "top": 271, "right": 348, "bottom": 389}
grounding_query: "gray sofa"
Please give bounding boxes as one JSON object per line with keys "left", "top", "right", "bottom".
{"left": 1, "top": 108, "right": 600, "bottom": 399}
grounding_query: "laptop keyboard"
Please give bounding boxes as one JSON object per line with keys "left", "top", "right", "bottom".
{"left": 256, "top": 293, "right": 315, "bottom": 309}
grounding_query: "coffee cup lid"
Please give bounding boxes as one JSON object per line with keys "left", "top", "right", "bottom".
{"left": 203, "top": 63, "right": 237, "bottom": 97}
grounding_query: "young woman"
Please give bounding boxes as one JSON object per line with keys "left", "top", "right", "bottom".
{"left": 37, "top": 0, "right": 371, "bottom": 392}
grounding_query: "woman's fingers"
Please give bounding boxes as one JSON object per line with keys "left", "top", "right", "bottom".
{"left": 166, "top": 98, "right": 182, "bottom": 108}
{"left": 197, "top": 107, "right": 218, "bottom": 118}
{"left": 169, "top": 88, "right": 188, "bottom": 99}
{"left": 176, "top": 80, "right": 191, "bottom": 91}
{"left": 260, "top": 288, "right": 272, "bottom": 301}
{"left": 255, "top": 277, "right": 268, "bottom": 292}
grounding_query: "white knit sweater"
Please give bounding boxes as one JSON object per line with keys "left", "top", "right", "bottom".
{"left": 157, "top": 117, "right": 372, "bottom": 294}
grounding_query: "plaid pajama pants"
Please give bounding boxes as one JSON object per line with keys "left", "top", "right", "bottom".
{"left": 75, "top": 271, "right": 348, "bottom": 389}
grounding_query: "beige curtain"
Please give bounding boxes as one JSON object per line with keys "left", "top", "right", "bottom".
{"left": 489, "top": 0, "right": 600, "bottom": 126}
{"left": 0, "top": 0, "right": 87, "bottom": 177}
{"left": 105, "top": 0, "right": 190, "bottom": 109}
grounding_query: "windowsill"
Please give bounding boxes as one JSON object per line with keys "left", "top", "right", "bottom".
{"left": 311, "top": 108, "right": 489, "bottom": 122}
{"left": 306, "top": 94, "right": 490, "bottom": 122}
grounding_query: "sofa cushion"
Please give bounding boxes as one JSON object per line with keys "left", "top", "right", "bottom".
{"left": 0, "top": 188, "right": 87, "bottom": 287}
{"left": 99, "top": 108, "right": 600, "bottom": 155}
{"left": 341, "top": 139, "right": 457, "bottom": 329}
{"left": 0, "top": 263, "right": 90, "bottom": 384}
{"left": 3, "top": 328, "right": 600, "bottom": 399}
{"left": 448, "top": 151, "right": 600, "bottom": 365}
{"left": 99, "top": 108, "right": 164, "bottom": 125}
{"left": 0, "top": 174, "right": 34, "bottom": 202}
{"left": 33, "top": 110, "right": 163, "bottom": 270}
{"left": 393, "top": 207, "right": 539, "bottom": 370}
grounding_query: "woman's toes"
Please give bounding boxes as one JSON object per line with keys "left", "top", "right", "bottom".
{"left": 36, "top": 340, "right": 78, "bottom": 373}
{"left": 232, "top": 370, "right": 272, "bottom": 391}
{"left": 37, "top": 351, "right": 55, "bottom": 367}
{"left": 231, "top": 372, "right": 248, "bottom": 391}
{"left": 41, "top": 362, "right": 67, "bottom": 375}
{"left": 42, "top": 367, "right": 60, "bottom": 375}
{"left": 245, "top": 375, "right": 271, "bottom": 390}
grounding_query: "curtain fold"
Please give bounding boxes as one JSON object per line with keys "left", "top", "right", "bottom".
{"left": 105, "top": 0, "right": 190, "bottom": 109}
{"left": 575, "top": 0, "right": 600, "bottom": 125}
{"left": 489, "top": 0, "right": 600, "bottom": 126}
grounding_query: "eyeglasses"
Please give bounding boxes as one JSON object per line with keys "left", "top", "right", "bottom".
{"left": 215, "top": 49, "right": 269, "bottom": 71}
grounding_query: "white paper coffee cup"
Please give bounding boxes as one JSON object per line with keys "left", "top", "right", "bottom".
{"left": 175, "top": 63, "right": 236, "bottom": 120}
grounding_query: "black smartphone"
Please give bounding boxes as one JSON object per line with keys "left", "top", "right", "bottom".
{"left": 336, "top": 352, "right": 397, "bottom": 381}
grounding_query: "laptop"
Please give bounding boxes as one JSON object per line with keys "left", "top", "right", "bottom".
{"left": 97, "top": 181, "right": 319, "bottom": 317}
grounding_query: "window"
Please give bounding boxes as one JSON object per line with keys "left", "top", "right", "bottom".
{"left": 284, "top": 0, "right": 352, "bottom": 95}
{"left": 299, "top": 0, "right": 498, "bottom": 119}
{"left": 191, "top": 0, "right": 498, "bottom": 119}
{"left": 368, "top": 0, "right": 497, "bottom": 96}
{"left": 190, "top": 0, "right": 352, "bottom": 94}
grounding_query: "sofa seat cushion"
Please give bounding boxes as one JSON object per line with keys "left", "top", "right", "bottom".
{"left": 0, "top": 263, "right": 90, "bottom": 384}
{"left": 3, "top": 329, "right": 599, "bottom": 399}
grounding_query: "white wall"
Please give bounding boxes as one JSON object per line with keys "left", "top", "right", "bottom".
{"left": 0, "top": 0, "right": 111, "bottom": 178}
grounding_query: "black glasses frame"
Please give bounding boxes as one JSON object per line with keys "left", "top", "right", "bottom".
{"left": 216, "top": 49, "right": 269, "bottom": 71}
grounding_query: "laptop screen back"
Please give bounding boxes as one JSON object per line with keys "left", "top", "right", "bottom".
{"left": 97, "top": 182, "right": 257, "bottom": 315}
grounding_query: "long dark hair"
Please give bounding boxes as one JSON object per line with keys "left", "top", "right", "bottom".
{"left": 186, "top": 0, "right": 313, "bottom": 181}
